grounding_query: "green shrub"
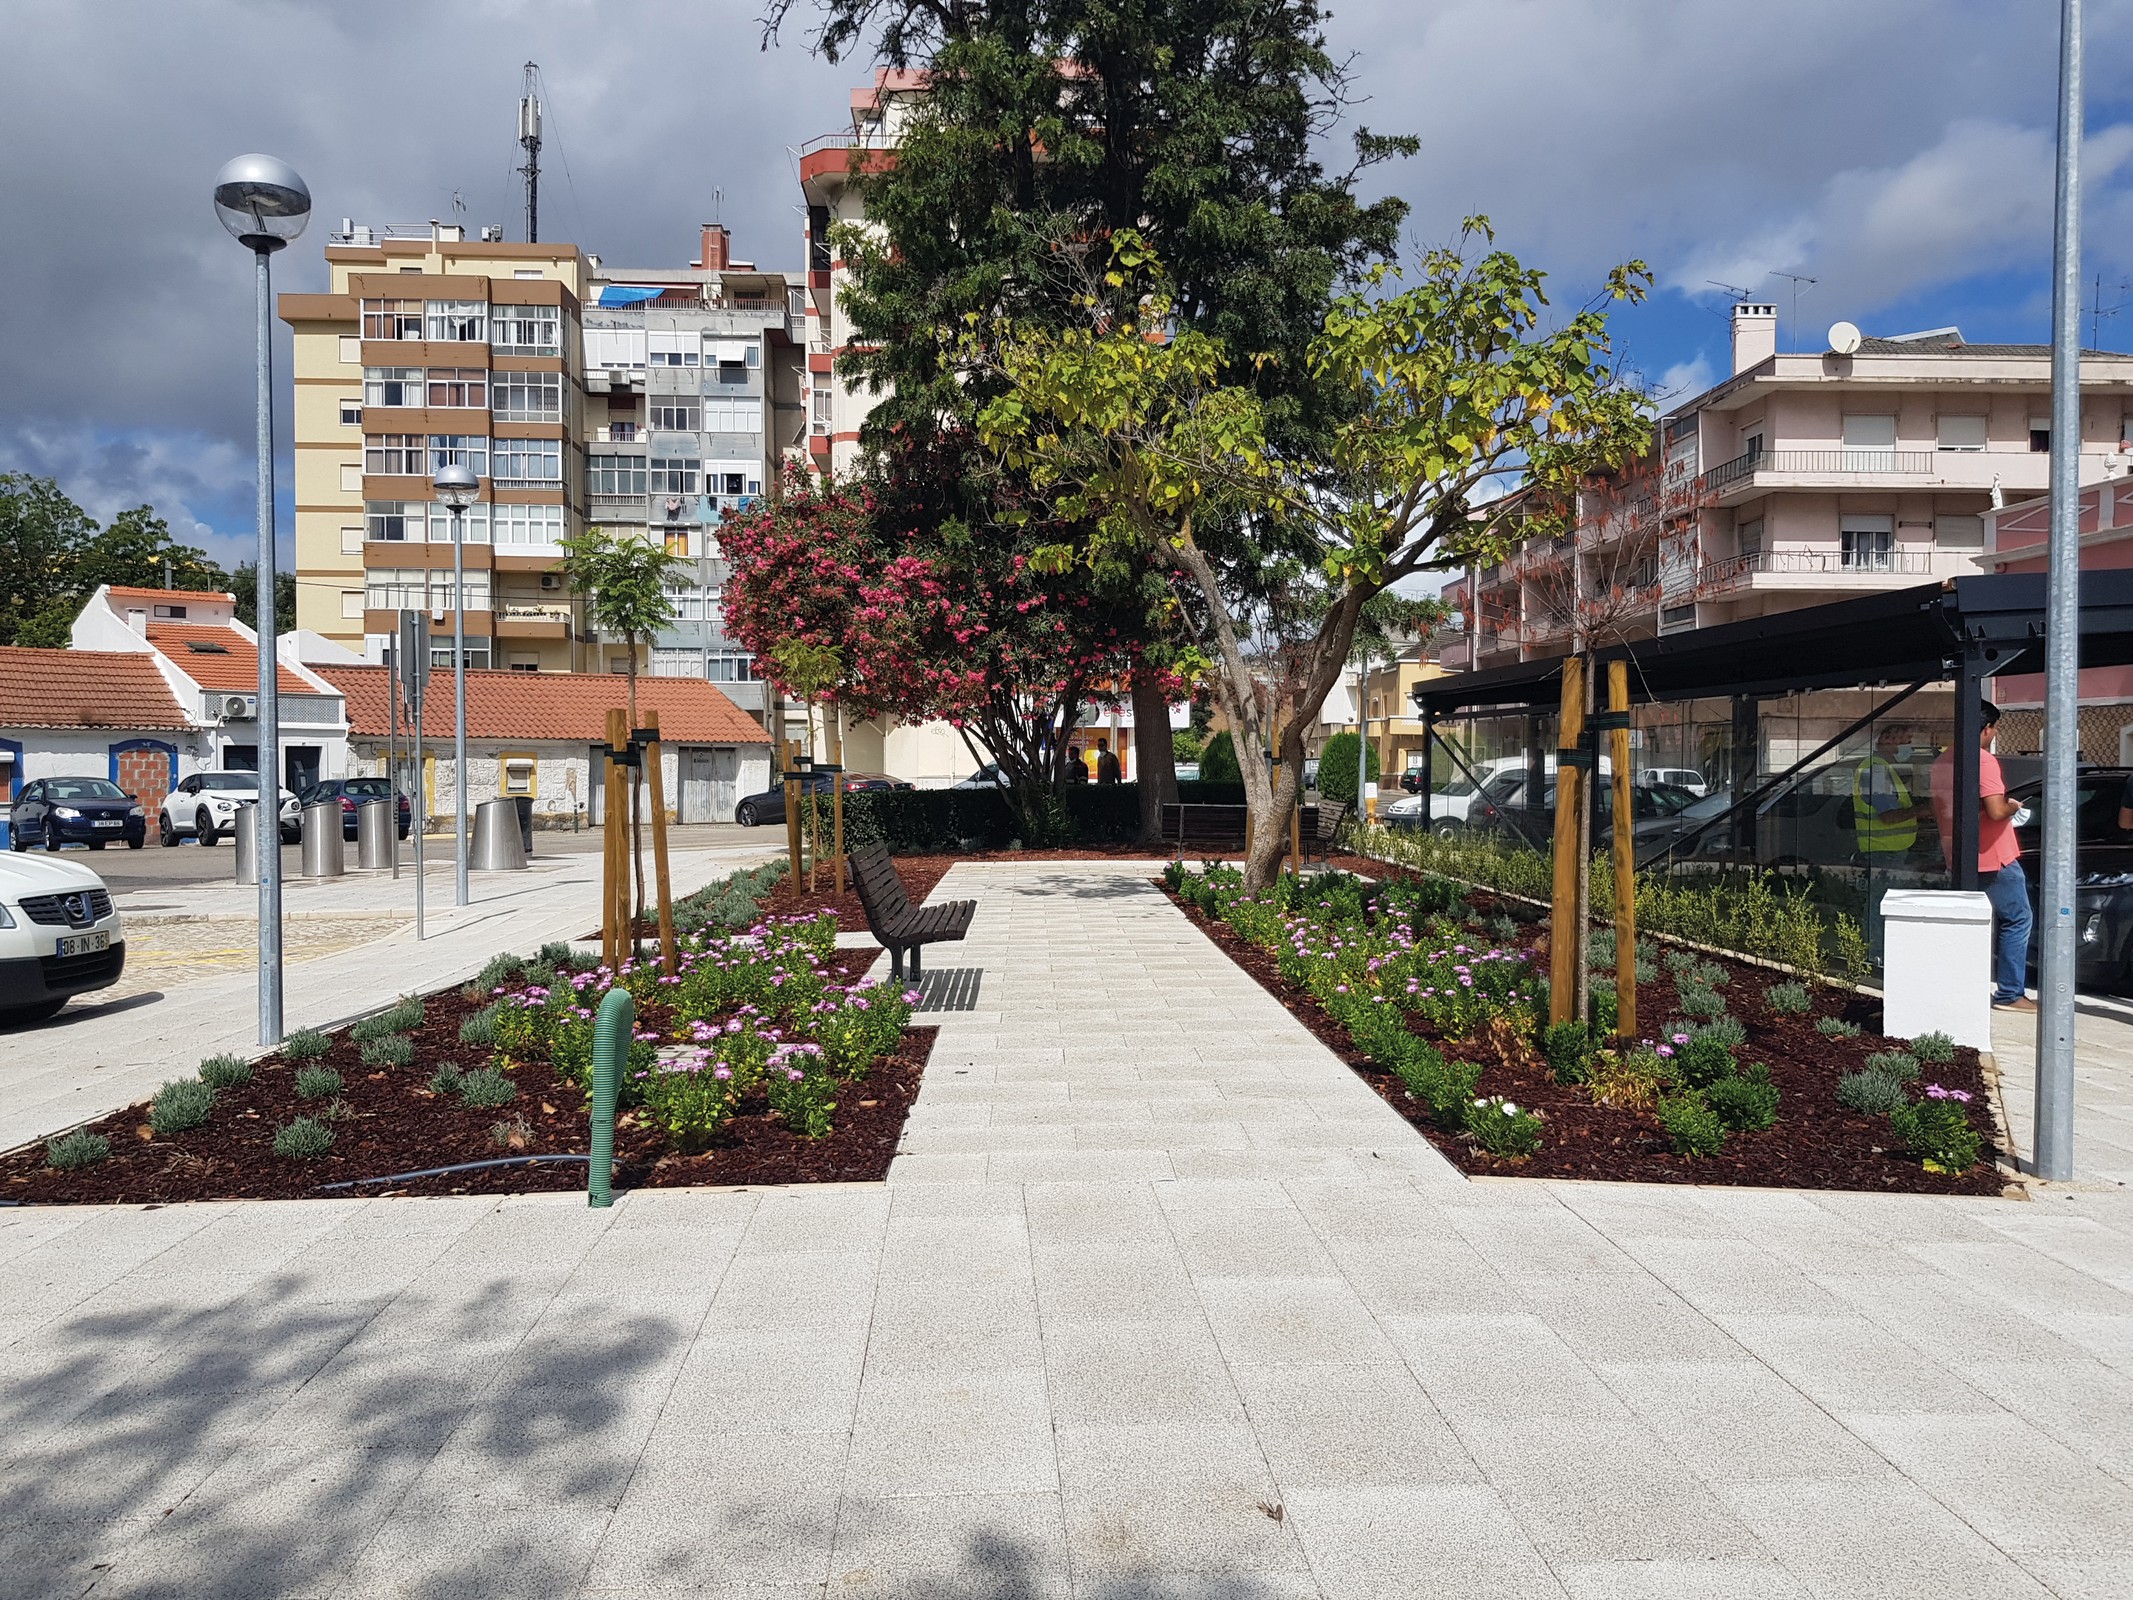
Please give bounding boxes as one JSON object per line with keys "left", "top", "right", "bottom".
{"left": 1907, "top": 1031, "right": 1956, "bottom": 1065}
{"left": 1465, "top": 1096, "right": 1544, "bottom": 1158}
{"left": 1589, "top": 984, "right": 1619, "bottom": 1039}
{"left": 1766, "top": 982, "right": 1812, "bottom": 1016}
{"left": 1541, "top": 1020, "right": 1597, "bottom": 1084}
{"left": 293, "top": 1065, "right": 343, "bottom": 1100}
{"left": 1675, "top": 984, "right": 1729, "bottom": 1022}
{"left": 474, "top": 952, "right": 526, "bottom": 992}
{"left": 273, "top": 1116, "right": 334, "bottom": 1159}
{"left": 1664, "top": 947, "right": 1699, "bottom": 974}
{"left": 456, "top": 1066, "right": 518, "bottom": 1108}
{"left": 1396, "top": 1050, "right": 1484, "bottom": 1132}
{"left": 198, "top": 1054, "right": 253, "bottom": 1089}
{"left": 1586, "top": 926, "right": 1618, "bottom": 971}
{"left": 427, "top": 1063, "right": 465, "bottom": 1096}
{"left": 1689, "top": 1015, "right": 1748, "bottom": 1050}
{"left": 1691, "top": 961, "right": 1730, "bottom": 988}
{"left": 1200, "top": 730, "right": 1240, "bottom": 783}
{"left": 1837, "top": 1070, "right": 1906, "bottom": 1115}
{"left": 351, "top": 1011, "right": 400, "bottom": 1044}
{"left": 1657, "top": 1090, "right": 1727, "bottom": 1157}
{"left": 1706, "top": 1063, "right": 1780, "bottom": 1132}
{"left": 1315, "top": 731, "right": 1379, "bottom": 807}
{"left": 45, "top": 1130, "right": 111, "bottom": 1170}
{"left": 1676, "top": 1030, "right": 1737, "bottom": 1090}
{"left": 1815, "top": 1015, "right": 1861, "bottom": 1039}
{"left": 459, "top": 1006, "right": 501, "bottom": 1047}
{"left": 360, "top": 1034, "right": 413, "bottom": 1067}
{"left": 1890, "top": 1086, "right": 1982, "bottom": 1172}
{"left": 149, "top": 1078, "right": 215, "bottom": 1135}
{"left": 1864, "top": 1051, "right": 1920, "bottom": 1083}
{"left": 282, "top": 1028, "right": 331, "bottom": 1061}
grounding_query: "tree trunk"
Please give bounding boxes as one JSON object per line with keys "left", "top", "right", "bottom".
{"left": 1241, "top": 723, "right": 1304, "bottom": 890}
{"left": 1131, "top": 665, "right": 1178, "bottom": 846}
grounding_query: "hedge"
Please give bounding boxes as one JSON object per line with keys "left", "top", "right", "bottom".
{"left": 1316, "top": 731, "right": 1380, "bottom": 807}
{"left": 838, "top": 779, "right": 1248, "bottom": 853}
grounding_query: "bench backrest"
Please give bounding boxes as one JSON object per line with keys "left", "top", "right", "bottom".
{"left": 1316, "top": 800, "right": 1348, "bottom": 839}
{"left": 849, "top": 849, "right": 912, "bottom": 931}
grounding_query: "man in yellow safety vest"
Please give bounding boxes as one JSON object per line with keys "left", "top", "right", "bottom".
{"left": 1852, "top": 725, "right": 1919, "bottom": 856}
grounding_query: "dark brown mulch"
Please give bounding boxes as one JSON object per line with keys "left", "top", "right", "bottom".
{"left": 1160, "top": 876, "right": 2007, "bottom": 1198}
{"left": 2, "top": 949, "right": 937, "bottom": 1204}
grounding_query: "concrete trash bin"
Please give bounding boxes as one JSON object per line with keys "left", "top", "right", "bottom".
{"left": 356, "top": 798, "right": 396, "bottom": 870}
{"left": 1881, "top": 889, "right": 1993, "bottom": 1049}
{"left": 301, "top": 800, "right": 345, "bottom": 878}
{"left": 232, "top": 801, "right": 259, "bottom": 886}
{"left": 471, "top": 797, "right": 528, "bottom": 871}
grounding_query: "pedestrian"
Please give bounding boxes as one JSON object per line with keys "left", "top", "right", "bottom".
{"left": 1931, "top": 702, "right": 2034, "bottom": 1012}
{"left": 1064, "top": 746, "right": 1089, "bottom": 783}
{"left": 1095, "top": 736, "right": 1122, "bottom": 784}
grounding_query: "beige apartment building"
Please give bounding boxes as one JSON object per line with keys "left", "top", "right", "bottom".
{"left": 1447, "top": 305, "right": 2133, "bottom": 672}
{"left": 279, "top": 219, "right": 802, "bottom": 715}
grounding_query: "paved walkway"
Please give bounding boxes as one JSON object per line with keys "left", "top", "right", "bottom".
{"left": 7, "top": 860, "right": 2133, "bottom": 1598}
{"left": 0, "top": 837, "right": 780, "bottom": 1153}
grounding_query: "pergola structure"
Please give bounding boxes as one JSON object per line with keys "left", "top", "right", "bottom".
{"left": 1410, "top": 573, "right": 2133, "bottom": 892}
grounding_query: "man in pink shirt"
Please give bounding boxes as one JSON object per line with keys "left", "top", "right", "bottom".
{"left": 1930, "top": 702, "right": 2033, "bottom": 1011}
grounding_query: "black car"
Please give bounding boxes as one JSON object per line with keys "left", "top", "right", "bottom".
{"left": 8, "top": 778, "right": 147, "bottom": 852}
{"left": 733, "top": 770, "right": 912, "bottom": 827}
{"left": 2010, "top": 766, "right": 2133, "bottom": 991}
{"left": 297, "top": 777, "right": 412, "bottom": 840}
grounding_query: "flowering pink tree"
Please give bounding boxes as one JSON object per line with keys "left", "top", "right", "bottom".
{"left": 720, "top": 467, "right": 1153, "bottom": 842}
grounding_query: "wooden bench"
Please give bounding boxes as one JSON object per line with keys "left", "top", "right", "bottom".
{"left": 1161, "top": 802, "right": 1322, "bottom": 856}
{"left": 1308, "top": 800, "right": 1348, "bottom": 864}
{"left": 849, "top": 848, "right": 977, "bottom": 981}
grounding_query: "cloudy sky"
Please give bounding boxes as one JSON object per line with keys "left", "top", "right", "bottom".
{"left": 3, "top": 0, "right": 2130, "bottom": 572}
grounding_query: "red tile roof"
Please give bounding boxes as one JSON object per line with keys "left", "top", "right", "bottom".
{"left": 316, "top": 666, "right": 769, "bottom": 745}
{"left": 0, "top": 647, "right": 191, "bottom": 731}
{"left": 145, "top": 623, "right": 314, "bottom": 695}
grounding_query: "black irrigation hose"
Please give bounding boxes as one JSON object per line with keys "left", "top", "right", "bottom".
{"left": 314, "top": 1153, "right": 593, "bottom": 1192}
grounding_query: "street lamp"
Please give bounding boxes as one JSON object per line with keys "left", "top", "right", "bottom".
{"left": 214, "top": 153, "right": 309, "bottom": 1047}
{"left": 434, "top": 460, "right": 480, "bottom": 908}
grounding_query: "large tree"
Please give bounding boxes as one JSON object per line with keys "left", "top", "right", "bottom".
{"left": 776, "top": 0, "right": 1413, "bottom": 839}
{"left": 1, "top": 479, "right": 228, "bottom": 647}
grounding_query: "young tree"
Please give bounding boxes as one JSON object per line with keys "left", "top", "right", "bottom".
{"left": 978, "top": 227, "right": 1654, "bottom": 889}
{"left": 558, "top": 526, "right": 682, "bottom": 927}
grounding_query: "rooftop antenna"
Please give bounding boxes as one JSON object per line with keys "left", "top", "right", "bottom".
{"left": 714, "top": 186, "right": 723, "bottom": 225}
{"left": 1773, "top": 271, "right": 1817, "bottom": 351}
{"left": 517, "top": 62, "right": 543, "bottom": 243}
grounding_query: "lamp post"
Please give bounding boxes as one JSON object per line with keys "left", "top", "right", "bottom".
{"left": 214, "top": 154, "right": 310, "bottom": 1048}
{"left": 434, "top": 460, "right": 480, "bottom": 908}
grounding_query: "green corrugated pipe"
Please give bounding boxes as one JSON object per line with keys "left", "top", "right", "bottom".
{"left": 588, "top": 985, "right": 633, "bottom": 1208}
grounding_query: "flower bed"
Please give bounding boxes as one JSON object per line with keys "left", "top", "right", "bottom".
{"left": 1161, "top": 859, "right": 2004, "bottom": 1196}
{"left": 6, "top": 880, "right": 936, "bottom": 1205}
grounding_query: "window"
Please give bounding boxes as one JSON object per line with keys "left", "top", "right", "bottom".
{"left": 366, "top": 501, "right": 420, "bottom": 542}
{"left": 363, "top": 434, "right": 425, "bottom": 475}
{"left": 808, "top": 204, "right": 832, "bottom": 272}
{"left": 490, "top": 302, "right": 561, "bottom": 356}
{"left": 490, "top": 436, "right": 561, "bottom": 485}
{"left": 499, "top": 754, "right": 537, "bottom": 797}
{"left": 491, "top": 370, "right": 561, "bottom": 421}
{"left": 364, "top": 367, "right": 424, "bottom": 408}
{"left": 1736, "top": 518, "right": 1764, "bottom": 558}
{"left": 708, "top": 651, "right": 759, "bottom": 682}
{"left": 1841, "top": 516, "right": 1895, "bottom": 571}
{"left": 706, "top": 400, "right": 759, "bottom": 435}
{"left": 810, "top": 390, "right": 832, "bottom": 432}
{"left": 426, "top": 503, "right": 491, "bottom": 544}
{"left": 340, "top": 463, "right": 363, "bottom": 492}
{"left": 339, "top": 335, "right": 361, "bottom": 364}
{"left": 1841, "top": 414, "right": 1897, "bottom": 468}
{"left": 1741, "top": 430, "right": 1764, "bottom": 462}
{"left": 649, "top": 457, "right": 700, "bottom": 495}
{"left": 365, "top": 567, "right": 430, "bottom": 608}
{"left": 1936, "top": 514, "right": 1985, "bottom": 549}
{"left": 340, "top": 590, "right": 366, "bottom": 620}
{"left": 664, "top": 527, "right": 693, "bottom": 557}
{"left": 507, "top": 655, "right": 541, "bottom": 672}
{"left": 493, "top": 504, "right": 565, "bottom": 549}
{"left": 1938, "top": 414, "right": 1987, "bottom": 452}
{"left": 361, "top": 299, "right": 423, "bottom": 340}
{"left": 431, "top": 643, "right": 491, "bottom": 669}
{"left": 718, "top": 471, "right": 748, "bottom": 497}
{"left": 609, "top": 656, "right": 632, "bottom": 674}
{"left": 428, "top": 435, "right": 488, "bottom": 476}
{"left": 339, "top": 398, "right": 363, "bottom": 426}
{"left": 340, "top": 526, "right": 364, "bottom": 555}
{"left": 650, "top": 397, "right": 701, "bottom": 431}
{"left": 513, "top": 269, "right": 542, "bottom": 280}
{"left": 434, "top": 569, "right": 492, "bottom": 613}
{"left": 648, "top": 332, "right": 698, "bottom": 367}
{"left": 714, "top": 361, "right": 747, "bottom": 386}
{"left": 2031, "top": 414, "right": 2052, "bottom": 453}
{"left": 588, "top": 454, "right": 647, "bottom": 496}
{"left": 425, "top": 300, "right": 486, "bottom": 342}
{"left": 427, "top": 368, "right": 487, "bottom": 407}
{"left": 584, "top": 328, "right": 645, "bottom": 370}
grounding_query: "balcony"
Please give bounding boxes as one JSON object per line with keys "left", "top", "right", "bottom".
{"left": 497, "top": 603, "right": 573, "bottom": 641}
{"left": 1703, "top": 448, "right": 1936, "bottom": 500}
{"left": 1693, "top": 546, "right": 1942, "bottom": 594}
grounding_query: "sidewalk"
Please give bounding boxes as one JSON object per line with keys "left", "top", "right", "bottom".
{"left": 5, "top": 860, "right": 2133, "bottom": 1598}
{"left": 0, "top": 836, "right": 780, "bottom": 1153}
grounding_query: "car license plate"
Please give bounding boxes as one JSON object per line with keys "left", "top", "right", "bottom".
{"left": 58, "top": 931, "right": 110, "bottom": 958}
{"left": 94, "top": 819, "right": 123, "bottom": 829}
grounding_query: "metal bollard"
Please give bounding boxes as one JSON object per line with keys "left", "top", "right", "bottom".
{"left": 355, "top": 798, "right": 396, "bottom": 871}
{"left": 471, "top": 797, "right": 528, "bottom": 871}
{"left": 300, "top": 801, "right": 345, "bottom": 879}
{"left": 232, "top": 801, "right": 259, "bottom": 885}
{"left": 588, "top": 986, "right": 633, "bottom": 1208}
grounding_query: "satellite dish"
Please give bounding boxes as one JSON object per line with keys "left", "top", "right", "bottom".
{"left": 1828, "top": 321, "right": 1863, "bottom": 355}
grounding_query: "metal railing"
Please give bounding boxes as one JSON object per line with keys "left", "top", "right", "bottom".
{"left": 794, "top": 128, "right": 896, "bottom": 156}
{"left": 1705, "top": 448, "right": 1935, "bottom": 489}
{"left": 1695, "top": 547, "right": 1941, "bottom": 589}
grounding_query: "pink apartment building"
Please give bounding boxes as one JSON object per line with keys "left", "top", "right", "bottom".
{"left": 1987, "top": 476, "right": 2133, "bottom": 758}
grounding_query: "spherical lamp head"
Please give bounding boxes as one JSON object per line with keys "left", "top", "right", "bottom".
{"left": 213, "top": 155, "right": 311, "bottom": 252}
{"left": 433, "top": 462, "right": 480, "bottom": 509}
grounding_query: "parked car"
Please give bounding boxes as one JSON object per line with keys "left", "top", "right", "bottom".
{"left": 2009, "top": 766, "right": 2133, "bottom": 991}
{"left": 0, "top": 852, "right": 126, "bottom": 1022}
{"left": 733, "top": 770, "right": 913, "bottom": 827}
{"left": 1637, "top": 769, "right": 1879, "bottom": 873}
{"left": 158, "top": 772, "right": 301, "bottom": 847}
{"left": 1174, "top": 762, "right": 1202, "bottom": 784}
{"left": 950, "top": 763, "right": 1009, "bottom": 791}
{"left": 1462, "top": 771, "right": 1699, "bottom": 845}
{"left": 296, "top": 777, "right": 412, "bottom": 841}
{"left": 1637, "top": 766, "right": 1710, "bottom": 797}
{"left": 8, "top": 778, "right": 147, "bottom": 852}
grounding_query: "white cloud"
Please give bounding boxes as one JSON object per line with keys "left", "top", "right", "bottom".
{"left": 0, "top": 421, "right": 261, "bottom": 573}
{"left": 1654, "top": 355, "right": 1715, "bottom": 405}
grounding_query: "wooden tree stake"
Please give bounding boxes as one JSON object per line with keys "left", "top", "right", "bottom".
{"left": 1609, "top": 661, "right": 1636, "bottom": 1039}
{"left": 644, "top": 709, "right": 677, "bottom": 975}
{"left": 604, "top": 708, "right": 628, "bottom": 971}
{"left": 784, "top": 739, "right": 804, "bottom": 891}
{"left": 1549, "top": 657, "right": 1586, "bottom": 1026}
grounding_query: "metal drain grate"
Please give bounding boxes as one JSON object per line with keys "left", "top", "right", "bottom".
{"left": 912, "top": 968, "right": 984, "bottom": 1013}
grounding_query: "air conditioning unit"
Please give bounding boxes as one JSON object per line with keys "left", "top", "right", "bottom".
{"left": 539, "top": 573, "right": 562, "bottom": 591}
{"left": 220, "top": 694, "right": 259, "bottom": 721}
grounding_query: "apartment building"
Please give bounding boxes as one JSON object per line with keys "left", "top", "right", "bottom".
{"left": 280, "top": 220, "right": 802, "bottom": 717}
{"left": 1445, "top": 305, "right": 2133, "bottom": 672}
